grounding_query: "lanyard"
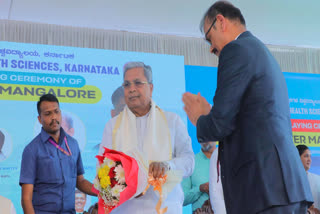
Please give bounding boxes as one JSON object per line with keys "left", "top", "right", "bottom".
{"left": 48, "top": 136, "right": 72, "bottom": 156}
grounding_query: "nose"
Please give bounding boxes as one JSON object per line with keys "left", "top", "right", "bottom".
{"left": 128, "top": 84, "right": 136, "bottom": 92}
{"left": 51, "top": 112, "right": 59, "bottom": 121}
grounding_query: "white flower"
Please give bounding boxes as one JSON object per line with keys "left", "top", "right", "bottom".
{"left": 114, "top": 165, "right": 126, "bottom": 184}
{"left": 103, "top": 158, "right": 116, "bottom": 168}
{"left": 111, "top": 184, "right": 125, "bottom": 197}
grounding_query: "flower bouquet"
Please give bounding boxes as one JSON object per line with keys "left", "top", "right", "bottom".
{"left": 93, "top": 147, "right": 140, "bottom": 214}
{"left": 93, "top": 147, "right": 183, "bottom": 214}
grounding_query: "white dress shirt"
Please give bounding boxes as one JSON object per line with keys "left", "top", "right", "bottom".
{"left": 209, "top": 148, "right": 226, "bottom": 214}
{"left": 307, "top": 171, "right": 320, "bottom": 209}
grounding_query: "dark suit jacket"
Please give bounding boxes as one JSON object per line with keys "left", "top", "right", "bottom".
{"left": 197, "top": 31, "right": 313, "bottom": 214}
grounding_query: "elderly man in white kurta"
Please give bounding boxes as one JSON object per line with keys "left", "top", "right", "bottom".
{"left": 99, "top": 61, "right": 194, "bottom": 214}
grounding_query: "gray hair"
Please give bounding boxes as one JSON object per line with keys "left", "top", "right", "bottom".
{"left": 123, "top": 62, "right": 153, "bottom": 84}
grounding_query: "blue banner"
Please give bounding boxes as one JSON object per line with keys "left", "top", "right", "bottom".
{"left": 0, "top": 41, "right": 186, "bottom": 214}
{"left": 185, "top": 65, "right": 320, "bottom": 176}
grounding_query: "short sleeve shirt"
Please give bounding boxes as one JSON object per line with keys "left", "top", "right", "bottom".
{"left": 19, "top": 128, "right": 84, "bottom": 213}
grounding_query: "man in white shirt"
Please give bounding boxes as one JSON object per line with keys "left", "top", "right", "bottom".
{"left": 99, "top": 61, "right": 194, "bottom": 214}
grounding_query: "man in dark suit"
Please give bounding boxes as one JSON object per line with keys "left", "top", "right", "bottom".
{"left": 182, "top": 1, "right": 313, "bottom": 213}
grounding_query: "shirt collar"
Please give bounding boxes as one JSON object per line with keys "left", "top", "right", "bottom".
{"left": 40, "top": 127, "right": 66, "bottom": 144}
{"left": 235, "top": 31, "right": 253, "bottom": 41}
{"left": 235, "top": 32, "right": 244, "bottom": 40}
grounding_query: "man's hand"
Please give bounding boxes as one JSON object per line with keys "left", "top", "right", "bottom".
{"left": 201, "top": 199, "right": 214, "bottom": 214}
{"left": 182, "top": 92, "right": 211, "bottom": 126}
{"left": 199, "top": 182, "right": 209, "bottom": 194}
{"left": 149, "top": 161, "right": 169, "bottom": 179}
{"left": 308, "top": 204, "right": 320, "bottom": 214}
{"left": 21, "top": 184, "right": 35, "bottom": 214}
{"left": 76, "top": 175, "right": 97, "bottom": 196}
{"left": 194, "top": 208, "right": 205, "bottom": 214}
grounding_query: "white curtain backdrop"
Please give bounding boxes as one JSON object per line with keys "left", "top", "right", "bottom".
{"left": 0, "top": 19, "right": 319, "bottom": 74}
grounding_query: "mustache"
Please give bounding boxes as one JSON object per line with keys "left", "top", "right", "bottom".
{"left": 50, "top": 120, "right": 60, "bottom": 126}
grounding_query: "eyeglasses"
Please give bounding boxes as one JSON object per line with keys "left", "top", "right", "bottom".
{"left": 122, "top": 80, "right": 148, "bottom": 89}
{"left": 204, "top": 17, "right": 217, "bottom": 44}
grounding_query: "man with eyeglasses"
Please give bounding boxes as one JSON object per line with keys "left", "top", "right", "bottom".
{"left": 182, "top": 1, "right": 312, "bottom": 213}
{"left": 99, "top": 61, "right": 194, "bottom": 214}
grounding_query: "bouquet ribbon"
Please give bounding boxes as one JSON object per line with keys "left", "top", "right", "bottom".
{"left": 142, "top": 175, "right": 168, "bottom": 214}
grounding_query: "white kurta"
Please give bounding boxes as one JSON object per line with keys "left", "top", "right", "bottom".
{"left": 209, "top": 148, "right": 226, "bottom": 214}
{"left": 99, "top": 111, "right": 194, "bottom": 214}
{"left": 307, "top": 171, "right": 320, "bottom": 209}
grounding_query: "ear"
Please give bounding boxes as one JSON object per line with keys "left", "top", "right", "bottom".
{"left": 37, "top": 115, "right": 42, "bottom": 124}
{"left": 150, "top": 83, "right": 154, "bottom": 96}
{"left": 216, "top": 14, "right": 226, "bottom": 31}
